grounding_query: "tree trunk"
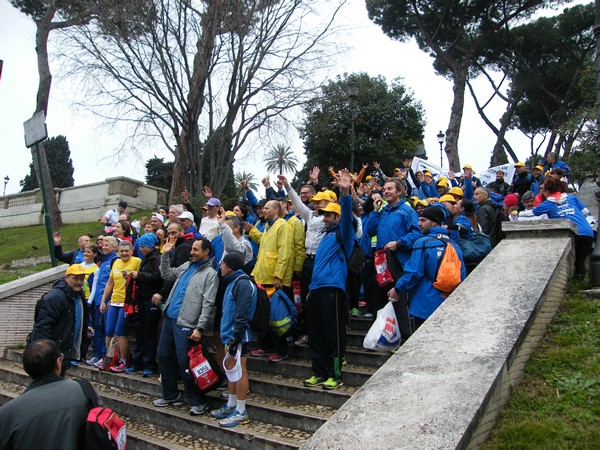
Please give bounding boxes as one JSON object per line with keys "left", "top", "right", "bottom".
{"left": 444, "top": 66, "right": 468, "bottom": 172}
{"left": 34, "top": 10, "right": 63, "bottom": 228}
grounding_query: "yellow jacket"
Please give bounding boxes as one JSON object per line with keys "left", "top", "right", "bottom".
{"left": 287, "top": 215, "right": 306, "bottom": 273}
{"left": 251, "top": 218, "right": 293, "bottom": 287}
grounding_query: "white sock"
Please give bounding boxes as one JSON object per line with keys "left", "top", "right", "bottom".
{"left": 236, "top": 399, "right": 246, "bottom": 414}
{"left": 227, "top": 394, "right": 237, "bottom": 408}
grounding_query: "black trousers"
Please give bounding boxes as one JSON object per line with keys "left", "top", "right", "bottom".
{"left": 574, "top": 235, "right": 594, "bottom": 278}
{"left": 133, "top": 298, "right": 160, "bottom": 371}
{"left": 307, "top": 287, "right": 347, "bottom": 379}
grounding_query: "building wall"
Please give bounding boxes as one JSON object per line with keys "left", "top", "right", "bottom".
{"left": 0, "top": 177, "right": 168, "bottom": 229}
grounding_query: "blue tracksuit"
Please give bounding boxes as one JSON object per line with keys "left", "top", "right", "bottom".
{"left": 309, "top": 195, "right": 355, "bottom": 291}
{"left": 365, "top": 199, "right": 419, "bottom": 266}
{"left": 220, "top": 270, "right": 257, "bottom": 345}
{"left": 394, "top": 227, "right": 466, "bottom": 320}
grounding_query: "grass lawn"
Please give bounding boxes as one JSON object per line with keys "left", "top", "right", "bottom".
{"left": 0, "top": 210, "right": 155, "bottom": 268}
{"left": 483, "top": 280, "right": 600, "bottom": 449}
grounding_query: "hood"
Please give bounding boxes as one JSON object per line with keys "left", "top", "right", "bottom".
{"left": 546, "top": 192, "right": 568, "bottom": 205}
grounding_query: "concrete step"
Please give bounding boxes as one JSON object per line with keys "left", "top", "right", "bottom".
{"left": 286, "top": 344, "right": 389, "bottom": 368}
{"left": 246, "top": 355, "right": 375, "bottom": 387}
{"left": 2, "top": 351, "right": 332, "bottom": 434}
{"left": 348, "top": 316, "right": 375, "bottom": 332}
{"left": 0, "top": 381, "right": 206, "bottom": 450}
{"left": 0, "top": 363, "right": 309, "bottom": 449}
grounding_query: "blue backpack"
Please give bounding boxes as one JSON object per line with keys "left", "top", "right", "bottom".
{"left": 269, "top": 289, "right": 297, "bottom": 337}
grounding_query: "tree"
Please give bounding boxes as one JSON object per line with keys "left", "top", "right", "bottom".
{"left": 264, "top": 145, "right": 299, "bottom": 175}
{"left": 145, "top": 156, "right": 173, "bottom": 193}
{"left": 298, "top": 73, "right": 425, "bottom": 182}
{"left": 61, "top": 0, "right": 346, "bottom": 202}
{"left": 366, "top": 0, "right": 549, "bottom": 172}
{"left": 20, "top": 135, "right": 75, "bottom": 191}
{"left": 234, "top": 171, "right": 259, "bottom": 191}
{"left": 11, "top": 0, "right": 154, "bottom": 227}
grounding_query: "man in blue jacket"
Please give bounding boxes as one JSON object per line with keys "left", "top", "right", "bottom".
{"left": 303, "top": 170, "right": 355, "bottom": 391}
{"left": 388, "top": 206, "right": 466, "bottom": 333}
{"left": 365, "top": 177, "right": 419, "bottom": 340}
{"left": 210, "top": 252, "right": 257, "bottom": 427}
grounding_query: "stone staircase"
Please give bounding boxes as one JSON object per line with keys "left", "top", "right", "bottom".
{"left": 0, "top": 316, "right": 388, "bottom": 449}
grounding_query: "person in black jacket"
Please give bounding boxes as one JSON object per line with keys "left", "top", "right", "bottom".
{"left": 127, "top": 233, "right": 164, "bottom": 376}
{"left": 28, "top": 265, "right": 92, "bottom": 373}
{"left": 52, "top": 233, "right": 90, "bottom": 265}
{"left": 474, "top": 187, "right": 503, "bottom": 247}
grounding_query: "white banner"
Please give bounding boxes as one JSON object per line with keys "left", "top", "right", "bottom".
{"left": 478, "top": 164, "right": 516, "bottom": 188}
{"left": 408, "top": 157, "right": 516, "bottom": 192}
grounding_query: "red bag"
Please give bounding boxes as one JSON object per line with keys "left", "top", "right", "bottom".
{"left": 374, "top": 249, "right": 394, "bottom": 287}
{"left": 187, "top": 345, "right": 219, "bottom": 391}
{"left": 85, "top": 407, "right": 127, "bottom": 450}
{"left": 292, "top": 279, "right": 302, "bottom": 313}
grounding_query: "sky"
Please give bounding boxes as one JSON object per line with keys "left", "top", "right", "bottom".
{"left": 0, "top": 0, "right": 568, "bottom": 197}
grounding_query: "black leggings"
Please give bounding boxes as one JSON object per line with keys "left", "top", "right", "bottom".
{"left": 574, "top": 235, "right": 594, "bottom": 278}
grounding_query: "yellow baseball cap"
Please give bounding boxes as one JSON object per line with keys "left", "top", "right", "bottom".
{"left": 65, "top": 265, "right": 87, "bottom": 276}
{"left": 439, "top": 194, "right": 457, "bottom": 204}
{"left": 463, "top": 164, "right": 472, "bottom": 170}
{"left": 448, "top": 187, "right": 464, "bottom": 197}
{"left": 514, "top": 162, "right": 525, "bottom": 168}
{"left": 318, "top": 202, "right": 341, "bottom": 215}
{"left": 310, "top": 191, "right": 332, "bottom": 203}
{"left": 534, "top": 165, "right": 544, "bottom": 171}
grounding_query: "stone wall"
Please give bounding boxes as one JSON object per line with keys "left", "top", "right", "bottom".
{"left": 0, "top": 177, "right": 168, "bottom": 229}
{"left": 302, "top": 220, "right": 576, "bottom": 450}
{"left": 0, "top": 265, "right": 67, "bottom": 356}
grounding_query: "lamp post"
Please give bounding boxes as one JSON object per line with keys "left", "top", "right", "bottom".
{"left": 348, "top": 81, "right": 358, "bottom": 174}
{"left": 437, "top": 131, "right": 445, "bottom": 168}
{"left": 2, "top": 176, "right": 8, "bottom": 196}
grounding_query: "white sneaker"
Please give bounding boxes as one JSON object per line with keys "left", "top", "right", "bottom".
{"left": 294, "top": 335, "right": 309, "bottom": 347}
{"left": 86, "top": 356, "right": 100, "bottom": 366}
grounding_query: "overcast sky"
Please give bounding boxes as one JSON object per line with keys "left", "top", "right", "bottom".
{"left": 0, "top": 0, "right": 569, "bottom": 196}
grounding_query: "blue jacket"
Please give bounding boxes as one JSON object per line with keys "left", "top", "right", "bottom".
{"left": 544, "top": 160, "right": 570, "bottom": 176}
{"left": 461, "top": 176, "right": 481, "bottom": 201}
{"left": 417, "top": 182, "right": 437, "bottom": 200}
{"left": 365, "top": 199, "right": 419, "bottom": 265}
{"left": 220, "top": 270, "right": 257, "bottom": 345}
{"left": 394, "top": 227, "right": 466, "bottom": 320}
{"left": 531, "top": 176, "right": 544, "bottom": 196}
{"left": 91, "top": 252, "right": 118, "bottom": 306}
{"left": 532, "top": 194, "right": 593, "bottom": 238}
{"left": 309, "top": 195, "right": 355, "bottom": 291}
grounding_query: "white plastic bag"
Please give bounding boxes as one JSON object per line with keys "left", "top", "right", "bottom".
{"left": 363, "top": 302, "right": 400, "bottom": 352}
{"left": 222, "top": 344, "right": 242, "bottom": 383}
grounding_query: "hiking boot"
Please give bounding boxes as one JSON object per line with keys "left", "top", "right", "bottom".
{"left": 189, "top": 403, "right": 209, "bottom": 416}
{"left": 268, "top": 353, "right": 287, "bottom": 363}
{"left": 294, "top": 335, "right": 309, "bottom": 347}
{"left": 86, "top": 356, "right": 100, "bottom": 366}
{"left": 249, "top": 349, "right": 271, "bottom": 357}
{"left": 322, "top": 378, "right": 343, "bottom": 390}
{"left": 350, "top": 308, "right": 362, "bottom": 318}
{"left": 219, "top": 410, "right": 249, "bottom": 427}
{"left": 304, "top": 376, "right": 326, "bottom": 387}
{"left": 210, "top": 404, "right": 235, "bottom": 419}
{"left": 153, "top": 394, "right": 183, "bottom": 407}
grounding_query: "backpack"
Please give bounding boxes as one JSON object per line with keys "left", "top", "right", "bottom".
{"left": 457, "top": 228, "right": 492, "bottom": 264}
{"left": 335, "top": 229, "right": 365, "bottom": 274}
{"left": 269, "top": 289, "right": 297, "bottom": 337}
{"left": 427, "top": 234, "right": 463, "bottom": 294}
{"left": 235, "top": 275, "right": 270, "bottom": 334}
{"left": 123, "top": 274, "right": 138, "bottom": 317}
{"left": 76, "top": 379, "right": 127, "bottom": 450}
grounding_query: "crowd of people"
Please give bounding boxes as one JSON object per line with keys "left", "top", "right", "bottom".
{"left": 28, "top": 154, "right": 593, "bottom": 429}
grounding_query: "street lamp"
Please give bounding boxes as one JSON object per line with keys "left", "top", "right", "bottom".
{"left": 3, "top": 176, "right": 8, "bottom": 196}
{"left": 348, "top": 80, "right": 358, "bottom": 174}
{"left": 437, "top": 131, "right": 445, "bottom": 168}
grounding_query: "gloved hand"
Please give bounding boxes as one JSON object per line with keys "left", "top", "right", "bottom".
{"left": 228, "top": 339, "right": 239, "bottom": 356}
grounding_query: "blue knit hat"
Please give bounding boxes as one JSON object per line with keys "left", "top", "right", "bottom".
{"left": 138, "top": 233, "right": 159, "bottom": 248}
